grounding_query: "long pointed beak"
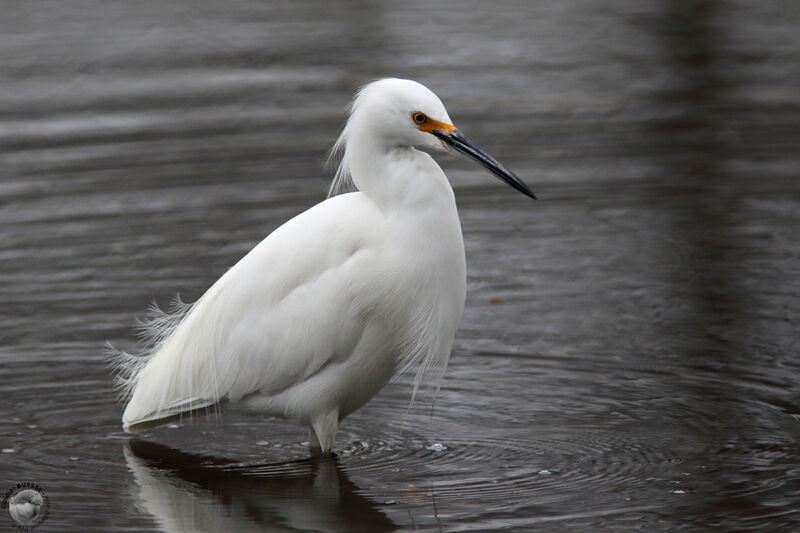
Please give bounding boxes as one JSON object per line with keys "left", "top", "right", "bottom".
{"left": 432, "top": 129, "right": 536, "bottom": 199}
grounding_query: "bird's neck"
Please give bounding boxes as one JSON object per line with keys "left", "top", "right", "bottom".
{"left": 347, "top": 137, "right": 455, "bottom": 213}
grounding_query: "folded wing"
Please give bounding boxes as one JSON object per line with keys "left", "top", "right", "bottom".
{"left": 117, "top": 193, "right": 385, "bottom": 431}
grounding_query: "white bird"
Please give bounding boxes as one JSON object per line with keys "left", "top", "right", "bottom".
{"left": 113, "top": 78, "right": 535, "bottom": 455}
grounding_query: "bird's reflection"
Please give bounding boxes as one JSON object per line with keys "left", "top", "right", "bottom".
{"left": 123, "top": 439, "right": 396, "bottom": 533}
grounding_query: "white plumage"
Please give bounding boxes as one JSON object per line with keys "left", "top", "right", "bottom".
{"left": 113, "top": 78, "right": 534, "bottom": 454}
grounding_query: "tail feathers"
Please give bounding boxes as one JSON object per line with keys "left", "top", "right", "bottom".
{"left": 106, "top": 342, "right": 151, "bottom": 405}
{"left": 108, "top": 296, "right": 194, "bottom": 401}
{"left": 109, "top": 295, "right": 220, "bottom": 431}
{"left": 134, "top": 296, "right": 193, "bottom": 349}
{"left": 122, "top": 397, "right": 218, "bottom": 432}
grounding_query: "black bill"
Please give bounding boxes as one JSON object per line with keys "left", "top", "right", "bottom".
{"left": 432, "top": 129, "right": 536, "bottom": 199}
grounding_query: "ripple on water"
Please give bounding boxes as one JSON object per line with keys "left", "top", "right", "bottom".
{"left": 336, "top": 426, "right": 685, "bottom": 517}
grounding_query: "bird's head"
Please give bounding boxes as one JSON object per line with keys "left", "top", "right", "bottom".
{"left": 330, "top": 78, "right": 535, "bottom": 199}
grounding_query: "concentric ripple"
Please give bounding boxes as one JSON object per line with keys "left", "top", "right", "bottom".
{"left": 336, "top": 428, "right": 685, "bottom": 513}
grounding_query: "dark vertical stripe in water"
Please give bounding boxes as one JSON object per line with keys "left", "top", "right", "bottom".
{"left": 645, "top": 2, "right": 800, "bottom": 527}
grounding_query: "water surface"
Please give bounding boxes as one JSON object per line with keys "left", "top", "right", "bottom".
{"left": 1, "top": 1, "right": 799, "bottom": 531}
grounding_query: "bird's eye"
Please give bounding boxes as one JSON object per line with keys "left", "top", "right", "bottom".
{"left": 412, "top": 112, "right": 427, "bottom": 124}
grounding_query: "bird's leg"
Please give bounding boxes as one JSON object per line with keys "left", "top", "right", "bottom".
{"left": 308, "top": 427, "right": 322, "bottom": 455}
{"left": 309, "top": 408, "right": 339, "bottom": 456}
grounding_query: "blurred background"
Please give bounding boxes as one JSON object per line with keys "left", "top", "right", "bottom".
{"left": 1, "top": 1, "right": 799, "bottom": 531}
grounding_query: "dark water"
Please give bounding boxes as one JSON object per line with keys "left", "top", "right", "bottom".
{"left": 2, "top": 1, "right": 799, "bottom": 531}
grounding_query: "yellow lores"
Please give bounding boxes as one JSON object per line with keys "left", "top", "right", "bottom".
{"left": 412, "top": 111, "right": 457, "bottom": 135}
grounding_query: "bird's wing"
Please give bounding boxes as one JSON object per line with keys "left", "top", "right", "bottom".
{"left": 119, "top": 192, "right": 388, "bottom": 430}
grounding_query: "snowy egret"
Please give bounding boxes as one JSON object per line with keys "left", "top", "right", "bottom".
{"left": 114, "top": 78, "right": 535, "bottom": 455}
